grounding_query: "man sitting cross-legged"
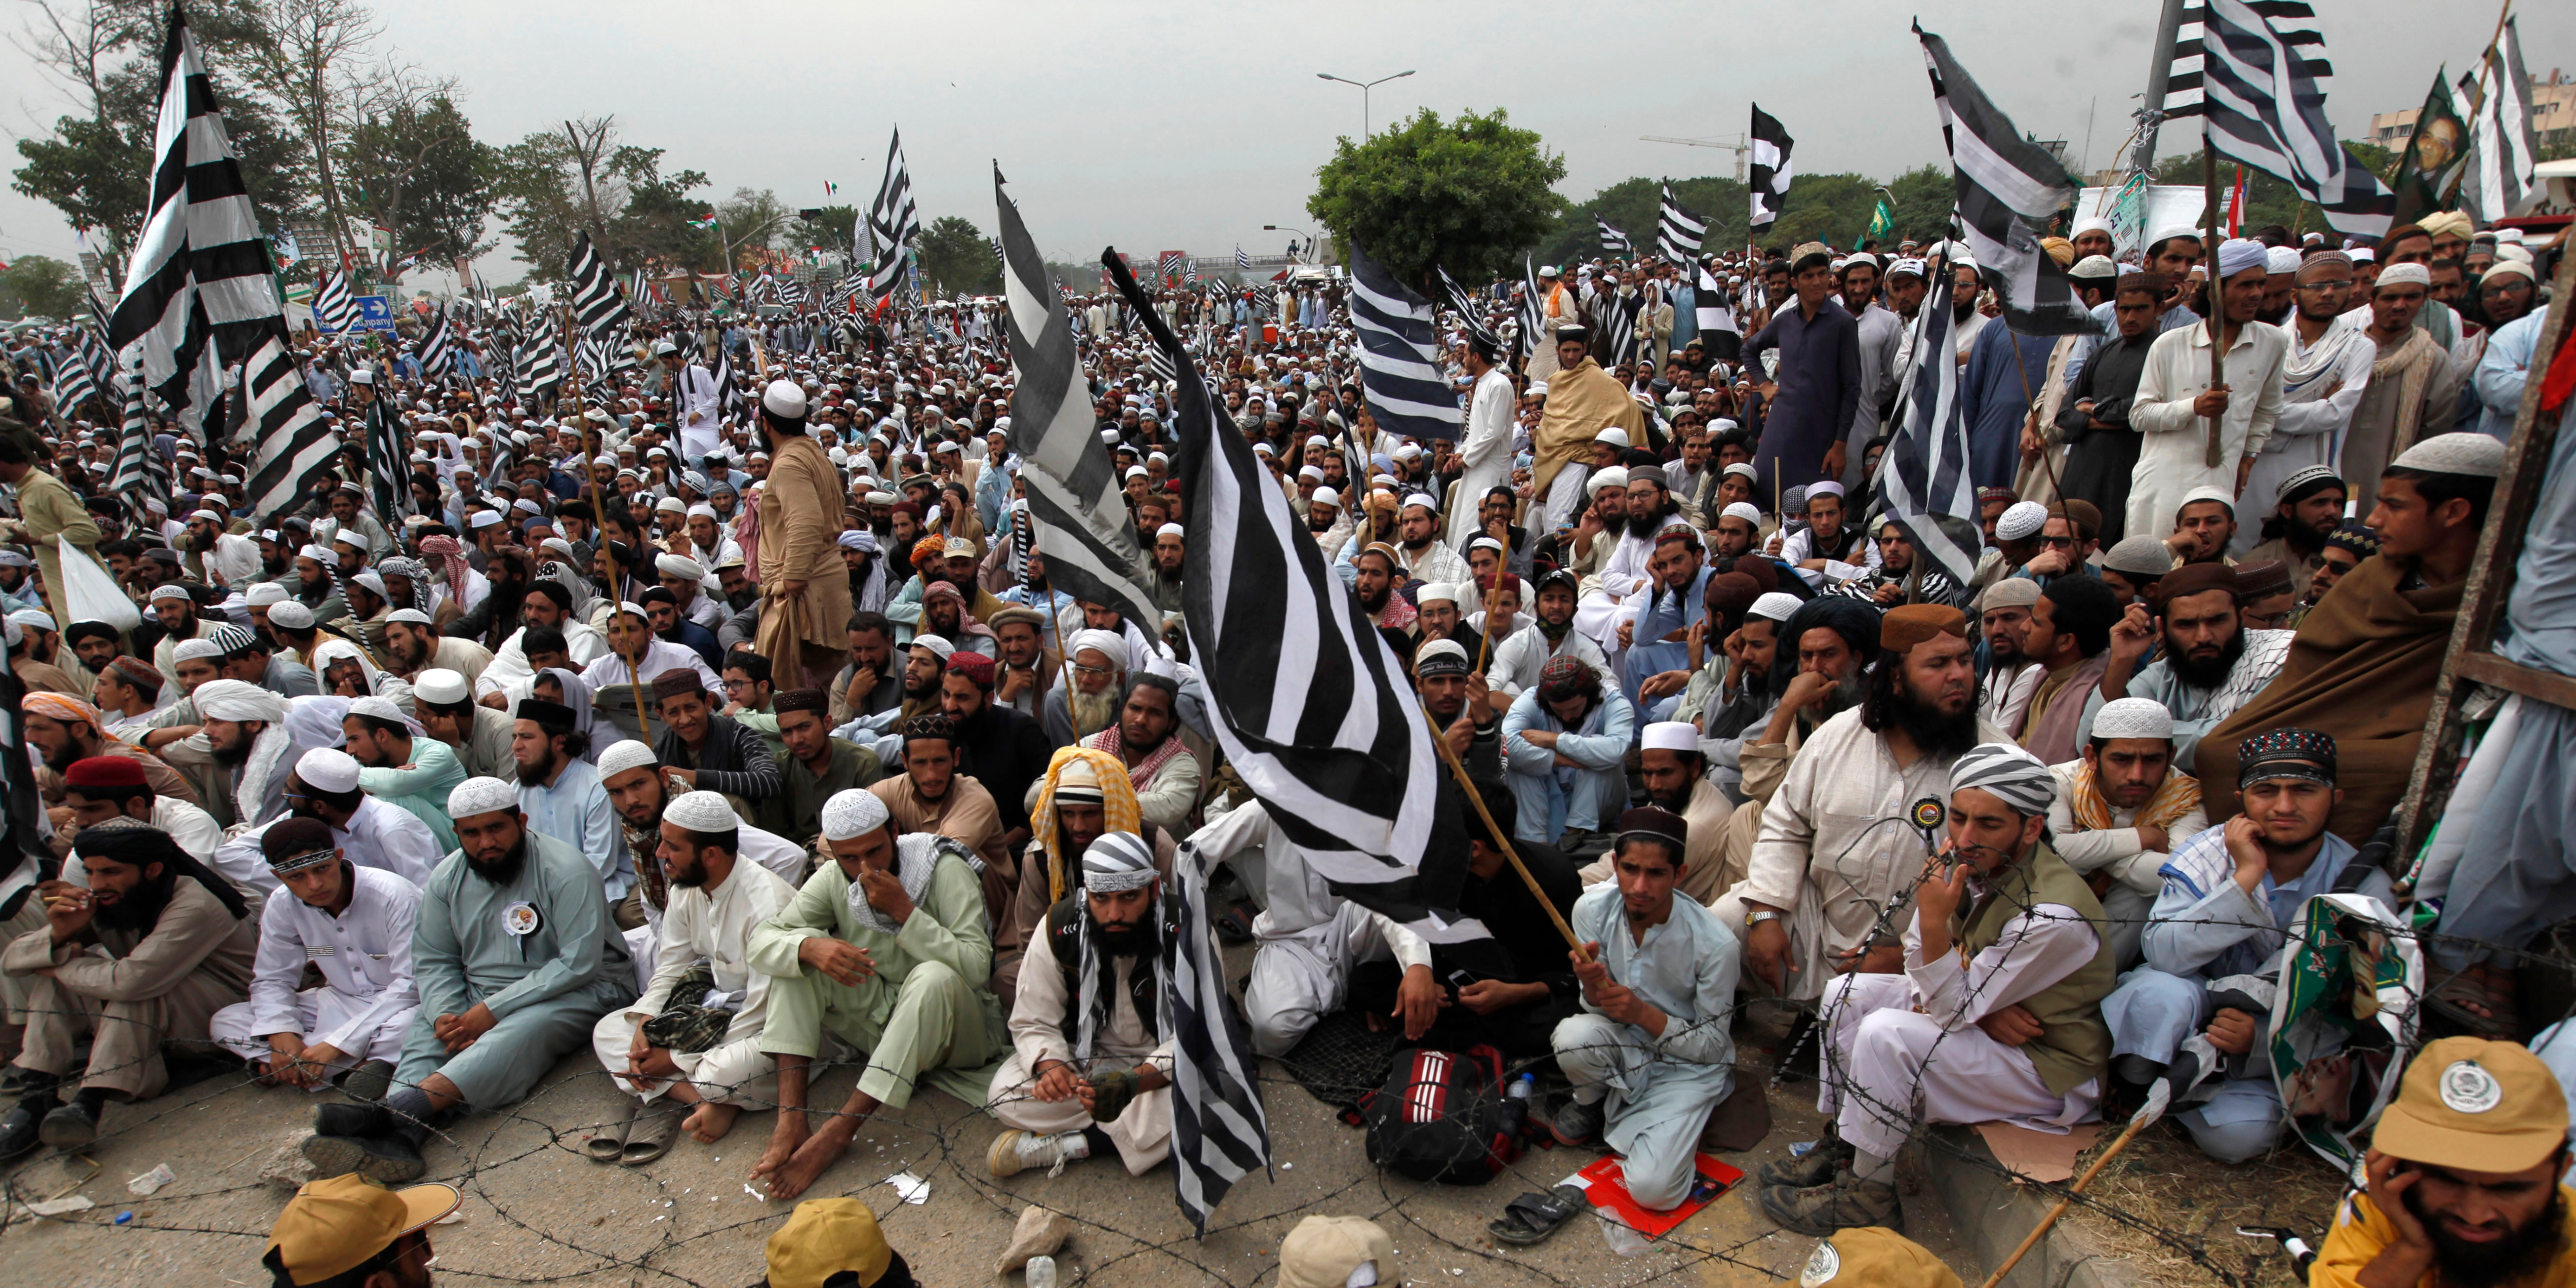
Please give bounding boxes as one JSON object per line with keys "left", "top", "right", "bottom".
{"left": 299, "top": 777, "right": 636, "bottom": 1183}
{"left": 587, "top": 790, "right": 798, "bottom": 1164}
{"left": 746, "top": 789, "right": 1004, "bottom": 1200}
{"left": 209, "top": 818, "right": 420, "bottom": 1102}
{"left": 1763, "top": 744, "right": 2114, "bottom": 1235}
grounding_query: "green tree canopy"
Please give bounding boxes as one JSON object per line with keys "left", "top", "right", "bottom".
{"left": 917, "top": 215, "right": 1000, "bottom": 297}
{"left": 1308, "top": 108, "right": 1567, "bottom": 287}
{"left": 789, "top": 204, "right": 859, "bottom": 256}
{"left": 0, "top": 256, "right": 87, "bottom": 320}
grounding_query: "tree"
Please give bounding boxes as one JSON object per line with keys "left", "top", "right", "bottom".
{"left": 0, "top": 256, "right": 87, "bottom": 319}
{"left": 340, "top": 87, "right": 490, "bottom": 285}
{"left": 1307, "top": 107, "right": 1567, "bottom": 287}
{"left": 917, "top": 215, "right": 1000, "bottom": 297}
{"left": 1541, "top": 175, "right": 1745, "bottom": 269}
{"left": 486, "top": 119, "right": 710, "bottom": 281}
{"left": 713, "top": 188, "right": 794, "bottom": 266}
{"left": 789, "top": 204, "right": 859, "bottom": 257}
{"left": 231, "top": 0, "right": 384, "bottom": 270}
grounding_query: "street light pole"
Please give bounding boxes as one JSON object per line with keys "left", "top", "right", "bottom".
{"left": 1315, "top": 70, "right": 1415, "bottom": 138}
{"left": 1263, "top": 224, "right": 1313, "bottom": 264}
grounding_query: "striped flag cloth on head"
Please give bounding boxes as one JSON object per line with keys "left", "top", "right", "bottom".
{"left": 1346, "top": 243, "right": 1463, "bottom": 442}
{"left": 1917, "top": 25, "right": 2104, "bottom": 336}
{"left": 234, "top": 333, "right": 337, "bottom": 525}
{"left": 565, "top": 231, "right": 634, "bottom": 342}
{"left": 1656, "top": 183, "right": 1706, "bottom": 264}
{"left": 314, "top": 268, "right": 358, "bottom": 333}
{"left": 2462, "top": 17, "right": 2539, "bottom": 222}
{"left": 106, "top": 6, "right": 284, "bottom": 430}
{"left": 1749, "top": 105, "right": 1795, "bottom": 233}
{"left": 1594, "top": 216, "right": 1632, "bottom": 257}
{"left": 1874, "top": 248, "right": 1981, "bottom": 586}
{"left": 992, "top": 169, "right": 1162, "bottom": 635}
{"left": 866, "top": 127, "right": 920, "bottom": 304}
{"left": 2172, "top": 0, "right": 2391, "bottom": 237}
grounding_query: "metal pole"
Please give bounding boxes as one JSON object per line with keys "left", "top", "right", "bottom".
{"left": 2133, "top": 0, "right": 2190, "bottom": 172}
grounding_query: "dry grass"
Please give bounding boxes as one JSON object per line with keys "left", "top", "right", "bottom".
{"left": 2053, "top": 1119, "right": 2351, "bottom": 1288}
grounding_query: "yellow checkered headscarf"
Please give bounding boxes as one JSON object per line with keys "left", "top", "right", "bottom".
{"left": 1030, "top": 745, "right": 1140, "bottom": 905}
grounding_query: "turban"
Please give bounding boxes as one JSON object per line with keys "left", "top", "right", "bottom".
{"left": 2092, "top": 697, "right": 2174, "bottom": 741}
{"left": 820, "top": 788, "right": 890, "bottom": 841}
{"left": 1949, "top": 742, "right": 2056, "bottom": 816}
{"left": 1584, "top": 467, "right": 1629, "bottom": 497}
{"left": 2418, "top": 210, "right": 2473, "bottom": 242}
{"left": 1769, "top": 596, "right": 1882, "bottom": 692}
{"left": 193, "top": 679, "right": 289, "bottom": 724}
{"left": 2215, "top": 238, "right": 2268, "bottom": 278}
{"left": 447, "top": 776, "right": 519, "bottom": 818}
{"left": 663, "top": 790, "right": 739, "bottom": 833}
{"left": 1080, "top": 830, "right": 1157, "bottom": 892}
{"left": 1069, "top": 629, "right": 1126, "bottom": 667}
{"left": 2265, "top": 246, "right": 2302, "bottom": 275}
{"left": 25, "top": 691, "right": 103, "bottom": 730}
{"left": 595, "top": 739, "right": 660, "bottom": 780}
{"left": 1882, "top": 604, "right": 1966, "bottom": 654}
{"left": 655, "top": 553, "right": 706, "bottom": 582}
{"left": 2237, "top": 727, "right": 2336, "bottom": 788}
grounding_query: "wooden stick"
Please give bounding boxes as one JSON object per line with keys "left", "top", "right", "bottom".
{"left": 1416, "top": 695, "right": 1587, "bottom": 960}
{"left": 2201, "top": 135, "right": 2227, "bottom": 472}
{"left": 1976, "top": 1108, "right": 2154, "bottom": 1288}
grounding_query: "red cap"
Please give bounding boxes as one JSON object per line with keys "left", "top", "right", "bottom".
{"left": 64, "top": 756, "right": 149, "bottom": 791}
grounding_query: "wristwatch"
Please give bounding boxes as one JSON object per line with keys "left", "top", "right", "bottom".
{"left": 1745, "top": 909, "right": 1781, "bottom": 928}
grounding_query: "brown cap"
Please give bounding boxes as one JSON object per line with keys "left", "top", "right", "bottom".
{"left": 1881, "top": 604, "right": 1967, "bottom": 653}
{"left": 2153, "top": 561, "right": 2239, "bottom": 609}
{"left": 650, "top": 670, "right": 705, "bottom": 704}
{"left": 2373, "top": 1037, "right": 2569, "bottom": 1173}
{"left": 264, "top": 1175, "right": 459, "bottom": 1286}
{"left": 2234, "top": 558, "right": 2293, "bottom": 601}
{"left": 2045, "top": 499, "right": 2102, "bottom": 541}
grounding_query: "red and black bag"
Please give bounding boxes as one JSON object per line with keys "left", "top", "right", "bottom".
{"left": 1358, "top": 1044, "right": 1520, "bottom": 1185}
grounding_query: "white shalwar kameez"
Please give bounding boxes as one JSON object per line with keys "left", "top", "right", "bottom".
{"left": 209, "top": 865, "right": 423, "bottom": 1079}
{"left": 1570, "top": 530, "right": 1653, "bottom": 655}
{"left": 592, "top": 857, "right": 797, "bottom": 1106}
{"left": 1446, "top": 368, "right": 1517, "bottom": 546}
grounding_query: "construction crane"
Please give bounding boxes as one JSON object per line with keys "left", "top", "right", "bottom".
{"left": 1641, "top": 133, "right": 1750, "bottom": 182}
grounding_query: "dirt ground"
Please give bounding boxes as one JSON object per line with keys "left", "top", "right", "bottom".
{"left": 0, "top": 986, "right": 1985, "bottom": 1288}
{"left": 2058, "top": 1117, "right": 2353, "bottom": 1288}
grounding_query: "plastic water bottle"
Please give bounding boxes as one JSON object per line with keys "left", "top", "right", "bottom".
{"left": 1499, "top": 1072, "right": 1537, "bottom": 1139}
{"left": 1026, "top": 1255, "right": 1057, "bottom": 1288}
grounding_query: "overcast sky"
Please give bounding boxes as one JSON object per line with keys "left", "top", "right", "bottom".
{"left": 2, "top": 0, "right": 2564, "bottom": 292}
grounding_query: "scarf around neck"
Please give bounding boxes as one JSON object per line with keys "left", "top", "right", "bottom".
{"left": 2067, "top": 763, "right": 2204, "bottom": 834}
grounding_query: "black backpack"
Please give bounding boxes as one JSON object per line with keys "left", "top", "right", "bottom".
{"left": 1359, "top": 1045, "right": 1519, "bottom": 1185}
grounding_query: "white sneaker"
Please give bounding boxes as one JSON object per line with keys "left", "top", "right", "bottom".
{"left": 987, "top": 1128, "right": 1087, "bottom": 1178}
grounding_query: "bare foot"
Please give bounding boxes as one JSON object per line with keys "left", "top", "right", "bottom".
{"left": 683, "top": 1101, "right": 741, "bottom": 1144}
{"left": 749, "top": 1110, "right": 808, "bottom": 1188}
{"left": 763, "top": 1117, "right": 858, "bottom": 1201}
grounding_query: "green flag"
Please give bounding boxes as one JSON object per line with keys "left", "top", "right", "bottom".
{"left": 2387, "top": 69, "right": 2471, "bottom": 230}
{"left": 1867, "top": 197, "right": 1895, "bottom": 243}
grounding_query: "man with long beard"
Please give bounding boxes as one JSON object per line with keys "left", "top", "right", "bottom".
{"left": 996, "top": 750, "right": 1175, "bottom": 1010}
{"left": 1390, "top": 495, "right": 1469, "bottom": 587}
{"left": 1721, "top": 605, "right": 2001, "bottom": 1003}
{"left": 1577, "top": 723, "right": 1749, "bottom": 906}
{"left": 0, "top": 819, "right": 258, "bottom": 1157}
{"left": 983, "top": 831, "right": 1177, "bottom": 1180}
{"left": 2242, "top": 466, "right": 2347, "bottom": 584}
{"left": 298, "top": 778, "right": 635, "bottom": 1183}
{"left": 748, "top": 789, "right": 1003, "bottom": 1200}
{"left": 1065, "top": 675, "right": 1199, "bottom": 839}
{"left": 2081, "top": 564, "right": 2292, "bottom": 773}
{"left": 1571, "top": 469, "right": 1675, "bottom": 658}
{"left": 147, "top": 583, "right": 216, "bottom": 689}
{"left": 163, "top": 679, "right": 297, "bottom": 832}
{"left": 1044, "top": 630, "right": 1126, "bottom": 748}
{"left": 1349, "top": 545, "right": 1416, "bottom": 650}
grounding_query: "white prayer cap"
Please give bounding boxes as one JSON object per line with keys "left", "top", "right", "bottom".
{"left": 1593, "top": 427, "right": 1630, "bottom": 448}
{"left": 2375, "top": 263, "right": 2433, "bottom": 289}
{"left": 820, "top": 788, "right": 890, "bottom": 842}
{"left": 1585, "top": 467, "right": 1629, "bottom": 496}
{"left": 2497, "top": 227, "right": 2528, "bottom": 244}
{"left": 1402, "top": 492, "right": 1438, "bottom": 513}
{"left": 1297, "top": 465, "right": 1324, "bottom": 483}
{"left": 296, "top": 747, "right": 362, "bottom": 793}
{"left": 1888, "top": 258, "right": 1927, "bottom": 280}
{"left": 174, "top": 638, "right": 225, "bottom": 663}
{"left": 1309, "top": 487, "right": 1340, "bottom": 507}
{"left": 1750, "top": 592, "right": 1803, "bottom": 622}
{"left": 663, "top": 790, "right": 738, "bottom": 833}
{"left": 1124, "top": 465, "right": 1149, "bottom": 480}
{"left": 2070, "top": 214, "right": 2113, "bottom": 237}
{"left": 2347, "top": 247, "right": 2376, "bottom": 264}
{"left": 911, "top": 635, "right": 955, "bottom": 662}
{"left": 1807, "top": 481, "right": 1846, "bottom": 499}
{"left": 2265, "top": 246, "right": 2302, "bottom": 275}
{"left": 1081, "top": 830, "right": 1158, "bottom": 892}
{"left": 468, "top": 511, "right": 503, "bottom": 529}
{"left": 194, "top": 679, "right": 287, "bottom": 723}
{"left": 189, "top": 508, "right": 225, "bottom": 524}
{"left": 413, "top": 668, "right": 470, "bottom": 705}
{"left": 2092, "top": 697, "right": 2175, "bottom": 741}
{"left": 386, "top": 608, "right": 433, "bottom": 627}
{"left": 655, "top": 553, "right": 706, "bottom": 581}
{"left": 2484, "top": 259, "right": 2536, "bottom": 285}
{"left": 1949, "top": 742, "right": 2055, "bottom": 815}
{"left": 686, "top": 503, "right": 719, "bottom": 522}
{"left": 1994, "top": 500, "right": 2050, "bottom": 541}
{"left": 762, "top": 379, "right": 807, "bottom": 418}
{"left": 8, "top": 609, "right": 53, "bottom": 633}
{"left": 151, "top": 583, "right": 194, "bottom": 604}
{"left": 1392, "top": 443, "right": 1422, "bottom": 461}
{"left": 1415, "top": 582, "right": 1458, "bottom": 607}
{"left": 2069, "top": 255, "right": 2118, "bottom": 280}
{"left": 246, "top": 583, "right": 289, "bottom": 607}
{"left": 2392, "top": 432, "right": 2507, "bottom": 479}
{"left": 1721, "top": 502, "right": 1765, "bottom": 528}
{"left": 1640, "top": 722, "right": 1699, "bottom": 754}
{"left": 1070, "top": 628, "right": 1126, "bottom": 667}
{"left": 348, "top": 694, "right": 410, "bottom": 728}
{"left": 2216, "top": 239, "right": 2268, "bottom": 278}
{"left": 2176, "top": 485, "right": 2235, "bottom": 515}
{"left": 1527, "top": 381, "right": 1549, "bottom": 397}
{"left": 596, "top": 739, "right": 659, "bottom": 781}
{"left": 2147, "top": 223, "right": 2202, "bottom": 247}
{"left": 1721, "top": 462, "right": 1760, "bottom": 481}
{"left": 1156, "top": 523, "right": 1184, "bottom": 538}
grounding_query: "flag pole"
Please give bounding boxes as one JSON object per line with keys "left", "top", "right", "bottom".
{"left": 2200, "top": 129, "right": 2226, "bottom": 472}
{"left": 1416, "top": 695, "right": 1588, "bottom": 960}
{"left": 2464, "top": 0, "right": 2515, "bottom": 114}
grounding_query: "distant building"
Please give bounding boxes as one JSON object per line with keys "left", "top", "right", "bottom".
{"left": 2370, "top": 66, "right": 2576, "bottom": 150}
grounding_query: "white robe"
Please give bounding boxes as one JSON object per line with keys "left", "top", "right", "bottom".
{"left": 1446, "top": 368, "right": 1517, "bottom": 546}
{"left": 208, "top": 865, "right": 422, "bottom": 1078}
{"left": 2125, "top": 321, "right": 2287, "bottom": 542}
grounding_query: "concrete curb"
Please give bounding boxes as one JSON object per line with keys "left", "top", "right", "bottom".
{"left": 1921, "top": 1126, "right": 2135, "bottom": 1288}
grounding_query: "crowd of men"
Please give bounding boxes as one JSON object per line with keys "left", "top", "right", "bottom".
{"left": 0, "top": 200, "right": 2570, "bottom": 1288}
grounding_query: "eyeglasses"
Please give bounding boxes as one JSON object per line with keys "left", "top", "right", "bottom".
{"left": 2482, "top": 280, "right": 2532, "bottom": 296}
{"left": 2040, "top": 534, "right": 2079, "bottom": 549}
{"left": 1072, "top": 663, "right": 1113, "bottom": 678}
{"left": 2242, "top": 608, "right": 2294, "bottom": 629}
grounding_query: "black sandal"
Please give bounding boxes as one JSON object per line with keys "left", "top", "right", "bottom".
{"left": 1488, "top": 1184, "right": 1589, "bottom": 1246}
{"left": 1213, "top": 902, "right": 1259, "bottom": 944}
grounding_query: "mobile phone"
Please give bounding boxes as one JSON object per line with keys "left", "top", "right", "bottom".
{"left": 1446, "top": 969, "right": 1480, "bottom": 991}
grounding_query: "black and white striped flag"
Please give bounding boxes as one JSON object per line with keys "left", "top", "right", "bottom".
{"left": 1597, "top": 288, "right": 1642, "bottom": 369}
{"left": 1749, "top": 105, "right": 1795, "bottom": 233}
{"left": 866, "top": 127, "right": 921, "bottom": 305}
{"left": 1434, "top": 265, "right": 1498, "bottom": 355}
{"left": 1162, "top": 836, "right": 1270, "bottom": 1236}
{"left": 1234, "top": 245, "right": 1250, "bottom": 270}
{"left": 2462, "top": 17, "right": 2538, "bottom": 223}
{"left": 516, "top": 335, "right": 562, "bottom": 408}
{"left": 993, "top": 169, "right": 1162, "bottom": 634}
{"left": 1695, "top": 262, "right": 1740, "bottom": 340}
{"left": 2177, "top": 0, "right": 2391, "bottom": 237}
{"left": 362, "top": 389, "right": 404, "bottom": 525}
{"left": 48, "top": 348, "right": 97, "bottom": 419}
{"left": 105, "top": 6, "right": 282, "bottom": 429}
{"left": 1656, "top": 183, "right": 1706, "bottom": 264}
{"left": 1347, "top": 243, "right": 1462, "bottom": 442}
{"left": 710, "top": 340, "right": 746, "bottom": 426}
{"left": 417, "top": 303, "right": 455, "bottom": 382}
{"left": 1517, "top": 255, "right": 1544, "bottom": 361}
{"left": 1918, "top": 26, "right": 2103, "bottom": 337}
{"left": 75, "top": 322, "right": 119, "bottom": 399}
{"left": 1105, "top": 249, "right": 1484, "bottom": 943}
{"left": 2153, "top": 1, "right": 2328, "bottom": 123}
{"left": 235, "top": 333, "right": 338, "bottom": 525}
{"left": 108, "top": 356, "right": 169, "bottom": 519}
{"left": 1874, "top": 249, "right": 1981, "bottom": 586}
{"left": 566, "top": 231, "right": 634, "bottom": 342}
{"left": 314, "top": 267, "right": 358, "bottom": 333}
{"left": 1594, "top": 215, "right": 1632, "bottom": 257}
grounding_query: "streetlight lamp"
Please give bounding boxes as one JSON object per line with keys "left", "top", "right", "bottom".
{"left": 1314, "top": 70, "right": 1414, "bottom": 138}
{"left": 1263, "top": 224, "right": 1314, "bottom": 264}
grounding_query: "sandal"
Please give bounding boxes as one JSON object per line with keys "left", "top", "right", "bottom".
{"left": 1213, "top": 902, "right": 1259, "bottom": 944}
{"left": 586, "top": 1100, "right": 643, "bottom": 1163}
{"left": 1488, "top": 1184, "right": 1590, "bottom": 1247}
{"left": 619, "top": 1106, "right": 680, "bottom": 1166}
{"left": 2424, "top": 966, "right": 2519, "bottom": 1041}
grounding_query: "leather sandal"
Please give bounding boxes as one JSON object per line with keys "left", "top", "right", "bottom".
{"left": 619, "top": 1106, "right": 680, "bottom": 1166}
{"left": 585, "top": 1100, "right": 642, "bottom": 1163}
{"left": 1489, "top": 1184, "right": 1590, "bottom": 1246}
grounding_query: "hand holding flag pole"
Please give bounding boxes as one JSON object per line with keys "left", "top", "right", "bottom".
{"left": 1414, "top": 694, "right": 1589, "bottom": 962}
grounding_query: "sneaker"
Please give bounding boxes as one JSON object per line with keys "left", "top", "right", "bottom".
{"left": 1760, "top": 1173, "right": 1901, "bottom": 1237}
{"left": 1548, "top": 1098, "right": 1604, "bottom": 1148}
{"left": 314, "top": 1101, "right": 394, "bottom": 1139}
{"left": 1757, "top": 1138, "right": 1852, "bottom": 1189}
{"left": 37, "top": 1099, "right": 97, "bottom": 1150}
{"left": 987, "top": 1128, "right": 1086, "bottom": 1178}
{"left": 301, "top": 1132, "right": 425, "bottom": 1184}
{"left": 340, "top": 1060, "right": 396, "bottom": 1103}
